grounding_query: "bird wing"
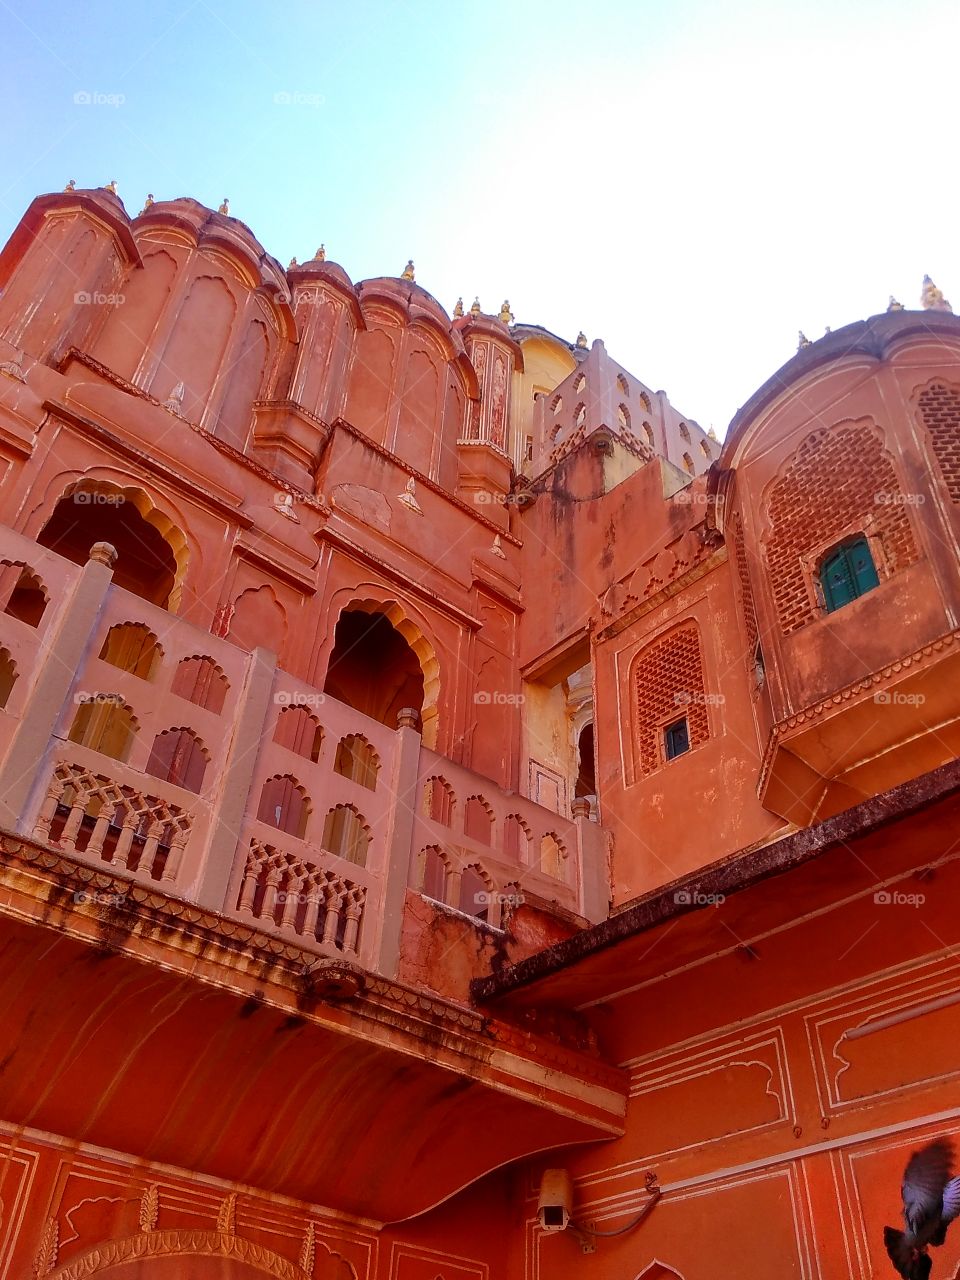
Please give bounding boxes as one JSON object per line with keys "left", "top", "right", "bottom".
{"left": 942, "top": 1174, "right": 960, "bottom": 1224}
{"left": 902, "top": 1140, "right": 955, "bottom": 1234}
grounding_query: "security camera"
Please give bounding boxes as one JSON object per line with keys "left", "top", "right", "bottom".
{"left": 538, "top": 1168, "right": 574, "bottom": 1233}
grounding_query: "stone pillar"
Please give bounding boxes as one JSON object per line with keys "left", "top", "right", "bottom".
{"left": 375, "top": 706, "right": 423, "bottom": 979}
{"left": 573, "top": 797, "right": 608, "bottom": 924}
{"left": 190, "top": 646, "right": 277, "bottom": 910}
{"left": 0, "top": 545, "right": 117, "bottom": 834}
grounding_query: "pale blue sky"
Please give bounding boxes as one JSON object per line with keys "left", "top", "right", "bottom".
{"left": 1, "top": 0, "right": 957, "bottom": 434}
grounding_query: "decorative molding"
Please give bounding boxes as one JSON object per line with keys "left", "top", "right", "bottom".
{"left": 34, "top": 1219, "right": 58, "bottom": 1277}
{"left": 138, "top": 1184, "right": 159, "bottom": 1232}
{"left": 45, "top": 1229, "right": 311, "bottom": 1280}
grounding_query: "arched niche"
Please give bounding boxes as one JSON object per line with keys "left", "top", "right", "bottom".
{"left": 36, "top": 479, "right": 189, "bottom": 609}
{"left": 322, "top": 596, "right": 440, "bottom": 747}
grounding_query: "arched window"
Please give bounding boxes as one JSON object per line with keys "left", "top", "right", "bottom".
{"left": 616, "top": 373, "right": 629, "bottom": 395}
{"left": 682, "top": 452, "right": 695, "bottom": 474}
{"left": 99, "top": 623, "right": 163, "bottom": 678}
{"left": 324, "top": 608, "right": 424, "bottom": 732}
{"left": 540, "top": 833, "right": 565, "bottom": 878}
{"left": 257, "top": 774, "right": 310, "bottom": 838}
{"left": 573, "top": 373, "right": 585, "bottom": 394}
{"left": 0, "top": 647, "right": 17, "bottom": 708}
{"left": 819, "top": 536, "right": 879, "bottom": 612}
{"left": 504, "top": 813, "right": 531, "bottom": 861}
{"left": 0, "top": 561, "right": 48, "bottom": 627}
{"left": 643, "top": 422, "right": 655, "bottom": 448}
{"left": 333, "top": 734, "right": 379, "bottom": 790}
{"left": 699, "top": 437, "right": 711, "bottom": 458}
{"left": 420, "top": 845, "right": 450, "bottom": 902}
{"left": 639, "top": 391, "right": 652, "bottom": 412}
{"left": 274, "top": 705, "right": 323, "bottom": 762}
{"left": 322, "top": 804, "right": 370, "bottom": 866}
{"left": 38, "top": 489, "right": 180, "bottom": 607}
{"left": 68, "top": 696, "right": 137, "bottom": 762}
{"left": 617, "top": 403, "right": 631, "bottom": 431}
{"left": 172, "top": 656, "right": 229, "bottom": 713}
{"left": 459, "top": 863, "right": 492, "bottom": 920}
{"left": 422, "top": 775, "right": 455, "bottom": 826}
{"left": 145, "top": 727, "right": 208, "bottom": 792}
{"left": 679, "top": 421, "right": 691, "bottom": 443}
{"left": 464, "top": 795, "right": 494, "bottom": 845}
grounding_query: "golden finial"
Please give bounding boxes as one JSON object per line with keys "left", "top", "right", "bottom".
{"left": 824, "top": 325, "right": 831, "bottom": 335}
{"left": 64, "top": 178, "right": 76, "bottom": 192}
{"left": 316, "top": 244, "right": 325, "bottom": 261}
{"left": 887, "top": 295, "right": 904, "bottom": 312}
{"left": 218, "top": 198, "right": 230, "bottom": 215}
{"left": 288, "top": 256, "right": 298, "bottom": 270}
{"left": 401, "top": 259, "right": 415, "bottom": 281}
{"left": 798, "top": 331, "right": 811, "bottom": 350}
{"left": 499, "top": 300, "right": 513, "bottom": 324}
{"left": 104, "top": 180, "right": 118, "bottom": 195}
{"left": 453, "top": 297, "right": 464, "bottom": 318}
{"left": 576, "top": 331, "right": 588, "bottom": 349}
{"left": 470, "top": 296, "right": 482, "bottom": 316}
{"left": 921, "top": 274, "right": 952, "bottom": 313}
{"left": 140, "top": 193, "right": 154, "bottom": 214}
{"left": 708, "top": 426, "right": 718, "bottom": 441}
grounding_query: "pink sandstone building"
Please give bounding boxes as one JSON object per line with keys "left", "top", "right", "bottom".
{"left": 0, "top": 183, "right": 958, "bottom": 1279}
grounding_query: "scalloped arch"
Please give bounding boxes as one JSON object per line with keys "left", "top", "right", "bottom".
{"left": 50, "top": 477, "right": 190, "bottom": 610}
{"left": 329, "top": 594, "right": 441, "bottom": 748}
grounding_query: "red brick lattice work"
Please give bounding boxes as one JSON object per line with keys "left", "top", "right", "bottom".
{"left": 732, "top": 514, "right": 759, "bottom": 657}
{"left": 917, "top": 382, "right": 960, "bottom": 503}
{"left": 765, "top": 424, "right": 919, "bottom": 634}
{"left": 635, "top": 624, "right": 709, "bottom": 775}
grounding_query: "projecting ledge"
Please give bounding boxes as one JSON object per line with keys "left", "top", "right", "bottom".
{"left": 0, "top": 832, "right": 626, "bottom": 1224}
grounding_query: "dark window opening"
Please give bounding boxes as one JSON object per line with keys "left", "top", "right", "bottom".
{"left": 323, "top": 609, "right": 424, "bottom": 730}
{"left": 664, "top": 717, "right": 690, "bottom": 761}
{"left": 575, "top": 723, "right": 596, "bottom": 798}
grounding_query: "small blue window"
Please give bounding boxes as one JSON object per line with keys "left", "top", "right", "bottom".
{"left": 819, "top": 537, "right": 879, "bottom": 613}
{"left": 664, "top": 717, "right": 690, "bottom": 760}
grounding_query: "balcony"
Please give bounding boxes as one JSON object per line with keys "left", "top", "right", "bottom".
{"left": 0, "top": 522, "right": 604, "bottom": 978}
{"left": 0, "top": 521, "right": 623, "bottom": 1219}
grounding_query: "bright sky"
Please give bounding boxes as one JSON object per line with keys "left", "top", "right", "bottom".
{"left": 1, "top": 0, "right": 958, "bottom": 435}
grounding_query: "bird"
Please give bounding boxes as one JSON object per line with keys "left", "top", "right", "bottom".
{"left": 883, "top": 1138, "right": 960, "bottom": 1278}
{"left": 218, "top": 198, "right": 230, "bottom": 215}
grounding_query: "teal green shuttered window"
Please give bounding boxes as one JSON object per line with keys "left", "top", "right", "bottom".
{"left": 819, "top": 537, "right": 879, "bottom": 612}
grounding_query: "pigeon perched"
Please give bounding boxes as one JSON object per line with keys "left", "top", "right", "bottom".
{"left": 884, "top": 1139, "right": 960, "bottom": 1278}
